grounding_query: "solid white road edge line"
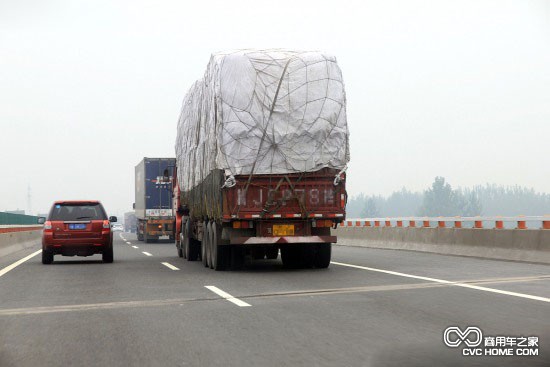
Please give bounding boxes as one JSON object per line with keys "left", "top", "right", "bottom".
{"left": 205, "top": 285, "right": 251, "bottom": 307}
{"left": 331, "top": 261, "right": 550, "bottom": 303}
{"left": 161, "top": 262, "right": 180, "bottom": 271}
{"left": 142, "top": 252, "right": 152, "bottom": 256}
{"left": 0, "top": 250, "right": 42, "bottom": 278}
{"left": 132, "top": 246, "right": 139, "bottom": 249}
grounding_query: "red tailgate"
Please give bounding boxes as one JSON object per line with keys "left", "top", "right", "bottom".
{"left": 223, "top": 168, "right": 346, "bottom": 220}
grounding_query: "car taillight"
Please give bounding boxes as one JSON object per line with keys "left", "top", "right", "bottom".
{"left": 103, "top": 220, "right": 110, "bottom": 229}
{"left": 44, "top": 221, "right": 52, "bottom": 231}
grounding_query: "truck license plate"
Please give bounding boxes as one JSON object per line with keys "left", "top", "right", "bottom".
{"left": 273, "top": 224, "right": 294, "bottom": 236}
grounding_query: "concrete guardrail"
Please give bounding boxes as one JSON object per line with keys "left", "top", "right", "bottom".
{"left": 335, "top": 217, "right": 550, "bottom": 264}
{"left": 0, "top": 226, "right": 43, "bottom": 258}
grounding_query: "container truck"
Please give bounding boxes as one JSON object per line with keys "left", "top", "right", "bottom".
{"left": 134, "top": 157, "right": 176, "bottom": 243}
{"left": 173, "top": 49, "right": 349, "bottom": 270}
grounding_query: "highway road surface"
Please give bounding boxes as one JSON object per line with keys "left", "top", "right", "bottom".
{"left": 0, "top": 232, "right": 548, "bottom": 367}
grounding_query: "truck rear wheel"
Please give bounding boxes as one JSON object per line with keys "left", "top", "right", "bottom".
{"left": 185, "top": 220, "right": 200, "bottom": 261}
{"left": 266, "top": 247, "right": 278, "bottom": 260}
{"left": 211, "top": 222, "right": 228, "bottom": 271}
{"left": 281, "top": 246, "right": 300, "bottom": 268}
{"left": 177, "top": 232, "right": 184, "bottom": 258}
{"left": 202, "top": 222, "right": 210, "bottom": 267}
{"left": 313, "top": 243, "right": 331, "bottom": 268}
{"left": 206, "top": 222, "right": 214, "bottom": 269}
{"left": 230, "top": 246, "right": 245, "bottom": 270}
{"left": 189, "top": 239, "right": 199, "bottom": 261}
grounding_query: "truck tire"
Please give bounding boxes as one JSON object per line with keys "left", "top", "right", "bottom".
{"left": 189, "top": 239, "right": 200, "bottom": 261}
{"left": 177, "top": 232, "right": 184, "bottom": 258}
{"left": 185, "top": 220, "right": 200, "bottom": 261}
{"left": 202, "top": 222, "right": 209, "bottom": 267}
{"left": 313, "top": 243, "right": 331, "bottom": 268}
{"left": 266, "top": 247, "right": 279, "bottom": 260}
{"left": 207, "top": 222, "right": 214, "bottom": 269}
{"left": 103, "top": 245, "right": 114, "bottom": 263}
{"left": 211, "top": 222, "right": 227, "bottom": 271}
{"left": 281, "top": 246, "right": 300, "bottom": 268}
{"left": 300, "top": 244, "right": 315, "bottom": 269}
{"left": 42, "top": 249, "right": 53, "bottom": 264}
{"left": 230, "top": 246, "right": 245, "bottom": 270}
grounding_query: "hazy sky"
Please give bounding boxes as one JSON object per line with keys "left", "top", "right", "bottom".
{"left": 1, "top": 0, "right": 549, "bottom": 217}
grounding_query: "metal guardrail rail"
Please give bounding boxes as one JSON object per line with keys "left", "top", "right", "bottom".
{"left": 340, "top": 216, "right": 550, "bottom": 230}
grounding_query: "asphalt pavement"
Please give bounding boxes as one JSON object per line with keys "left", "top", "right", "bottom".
{"left": 0, "top": 232, "right": 548, "bottom": 367}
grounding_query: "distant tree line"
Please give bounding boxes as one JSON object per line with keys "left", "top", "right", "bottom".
{"left": 346, "top": 177, "right": 550, "bottom": 218}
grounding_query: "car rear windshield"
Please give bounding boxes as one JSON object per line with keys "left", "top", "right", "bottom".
{"left": 48, "top": 203, "right": 107, "bottom": 221}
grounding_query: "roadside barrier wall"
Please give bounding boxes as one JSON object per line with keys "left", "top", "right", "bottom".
{"left": 335, "top": 217, "right": 549, "bottom": 264}
{"left": 0, "top": 226, "right": 42, "bottom": 257}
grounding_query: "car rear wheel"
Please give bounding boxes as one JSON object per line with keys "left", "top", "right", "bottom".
{"left": 103, "top": 246, "right": 114, "bottom": 263}
{"left": 42, "top": 249, "right": 53, "bottom": 264}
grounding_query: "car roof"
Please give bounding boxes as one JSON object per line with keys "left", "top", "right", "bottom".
{"left": 53, "top": 200, "right": 101, "bottom": 205}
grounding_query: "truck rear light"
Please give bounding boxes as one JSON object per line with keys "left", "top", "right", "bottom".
{"left": 313, "top": 220, "right": 333, "bottom": 228}
{"left": 103, "top": 220, "right": 110, "bottom": 229}
{"left": 158, "top": 225, "right": 162, "bottom": 229}
{"left": 44, "top": 221, "right": 52, "bottom": 231}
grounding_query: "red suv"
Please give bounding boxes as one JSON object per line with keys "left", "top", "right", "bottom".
{"left": 41, "top": 200, "right": 117, "bottom": 264}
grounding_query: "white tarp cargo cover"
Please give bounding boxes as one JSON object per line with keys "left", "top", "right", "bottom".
{"left": 175, "top": 49, "right": 349, "bottom": 192}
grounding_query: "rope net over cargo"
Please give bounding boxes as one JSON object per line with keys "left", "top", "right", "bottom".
{"left": 175, "top": 49, "right": 349, "bottom": 217}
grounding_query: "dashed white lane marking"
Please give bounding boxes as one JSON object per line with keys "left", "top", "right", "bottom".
{"left": 162, "top": 262, "right": 180, "bottom": 271}
{"left": 205, "top": 285, "right": 251, "bottom": 307}
{"left": 126, "top": 242, "right": 131, "bottom": 245}
{"left": 132, "top": 246, "right": 139, "bottom": 249}
{"left": 331, "top": 261, "right": 550, "bottom": 303}
{"left": 142, "top": 252, "right": 153, "bottom": 257}
{"left": 0, "top": 250, "right": 41, "bottom": 278}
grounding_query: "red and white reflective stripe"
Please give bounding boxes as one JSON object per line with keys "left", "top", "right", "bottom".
{"left": 272, "top": 214, "right": 281, "bottom": 218}
{"left": 243, "top": 214, "right": 261, "bottom": 219}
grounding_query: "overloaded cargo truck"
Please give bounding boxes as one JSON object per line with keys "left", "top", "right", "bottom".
{"left": 173, "top": 49, "right": 349, "bottom": 270}
{"left": 134, "top": 157, "right": 176, "bottom": 243}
